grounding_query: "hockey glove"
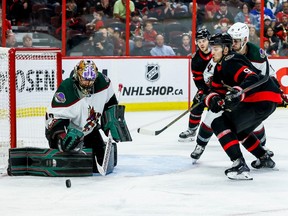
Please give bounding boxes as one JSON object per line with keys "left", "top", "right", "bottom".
{"left": 194, "top": 89, "right": 206, "bottom": 103}
{"left": 205, "top": 92, "right": 224, "bottom": 113}
{"left": 224, "top": 86, "right": 245, "bottom": 111}
{"left": 280, "top": 91, "right": 288, "bottom": 108}
{"left": 58, "top": 126, "right": 84, "bottom": 152}
{"left": 192, "top": 89, "right": 206, "bottom": 109}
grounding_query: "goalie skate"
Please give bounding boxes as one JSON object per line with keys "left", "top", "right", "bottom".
{"left": 225, "top": 157, "right": 253, "bottom": 180}
{"left": 178, "top": 129, "right": 196, "bottom": 142}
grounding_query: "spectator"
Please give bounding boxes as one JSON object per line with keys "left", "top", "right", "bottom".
{"left": 264, "top": 15, "right": 273, "bottom": 33}
{"left": 22, "top": 33, "right": 33, "bottom": 47}
{"left": 250, "top": 0, "right": 276, "bottom": 32}
{"left": 266, "top": 0, "right": 283, "bottom": 15}
{"left": 86, "top": 11, "right": 105, "bottom": 31}
{"left": 84, "top": 27, "right": 114, "bottom": 56}
{"left": 205, "top": 0, "right": 221, "bottom": 21}
{"left": 143, "top": 21, "right": 158, "bottom": 44}
{"left": 234, "top": 3, "right": 258, "bottom": 27}
{"left": 150, "top": 34, "right": 175, "bottom": 56}
{"left": 213, "top": 2, "right": 234, "bottom": 26}
{"left": 112, "top": 27, "right": 125, "bottom": 56}
{"left": 276, "top": 1, "right": 288, "bottom": 23}
{"left": 130, "top": 10, "right": 143, "bottom": 34}
{"left": 275, "top": 14, "right": 288, "bottom": 56}
{"left": 160, "top": 0, "right": 175, "bottom": 20}
{"left": 176, "top": 33, "right": 191, "bottom": 56}
{"left": 214, "top": 17, "right": 231, "bottom": 34}
{"left": 263, "top": 37, "right": 278, "bottom": 56}
{"left": 265, "top": 26, "right": 280, "bottom": 53}
{"left": 95, "top": 0, "right": 114, "bottom": 18}
{"left": 249, "top": 25, "right": 260, "bottom": 46}
{"left": 188, "top": 2, "right": 205, "bottom": 29}
{"left": 113, "top": 0, "right": 135, "bottom": 22}
{"left": 6, "top": 32, "right": 17, "bottom": 47}
{"left": 0, "top": 8, "right": 12, "bottom": 46}
{"left": 225, "top": 0, "right": 244, "bottom": 18}
{"left": 130, "top": 36, "right": 149, "bottom": 56}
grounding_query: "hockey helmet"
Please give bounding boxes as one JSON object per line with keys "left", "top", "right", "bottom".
{"left": 74, "top": 60, "right": 98, "bottom": 90}
{"left": 227, "top": 22, "right": 249, "bottom": 46}
{"left": 196, "top": 28, "right": 211, "bottom": 41}
{"left": 209, "top": 33, "right": 233, "bottom": 49}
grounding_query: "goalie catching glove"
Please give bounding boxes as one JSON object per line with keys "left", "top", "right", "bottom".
{"left": 57, "top": 126, "right": 84, "bottom": 152}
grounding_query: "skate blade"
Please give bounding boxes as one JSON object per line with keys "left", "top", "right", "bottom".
{"left": 178, "top": 137, "right": 195, "bottom": 142}
{"left": 252, "top": 167, "right": 279, "bottom": 172}
{"left": 191, "top": 158, "right": 198, "bottom": 165}
{"left": 226, "top": 171, "right": 253, "bottom": 180}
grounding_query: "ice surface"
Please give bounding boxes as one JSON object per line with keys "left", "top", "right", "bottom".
{"left": 1, "top": 109, "right": 288, "bottom": 216}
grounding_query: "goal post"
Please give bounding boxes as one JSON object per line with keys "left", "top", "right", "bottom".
{"left": 0, "top": 47, "right": 62, "bottom": 173}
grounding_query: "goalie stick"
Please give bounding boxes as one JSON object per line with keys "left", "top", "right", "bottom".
{"left": 137, "top": 59, "right": 270, "bottom": 137}
{"left": 94, "top": 83, "right": 123, "bottom": 176}
{"left": 94, "top": 132, "right": 113, "bottom": 176}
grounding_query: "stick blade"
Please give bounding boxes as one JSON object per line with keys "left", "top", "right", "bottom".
{"left": 95, "top": 155, "right": 107, "bottom": 176}
{"left": 137, "top": 128, "right": 156, "bottom": 136}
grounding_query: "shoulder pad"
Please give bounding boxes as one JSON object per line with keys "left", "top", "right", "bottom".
{"left": 224, "top": 54, "right": 234, "bottom": 61}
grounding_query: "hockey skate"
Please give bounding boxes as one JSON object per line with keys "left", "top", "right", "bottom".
{"left": 262, "top": 145, "right": 274, "bottom": 157}
{"left": 251, "top": 152, "right": 276, "bottom": 169}
{"left": 225, "top": 157, "right": 253, "bottom": 180}
{"left": 190, "top": 144, "right": 205, "bottom": 164}
{"left": 178, "top": 129, "right": 196, "bottom": 142}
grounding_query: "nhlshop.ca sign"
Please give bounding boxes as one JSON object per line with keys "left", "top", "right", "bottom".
{"left": 62, "top": 58, "right": 194, "bottom": 104}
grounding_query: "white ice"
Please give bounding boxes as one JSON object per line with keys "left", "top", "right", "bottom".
{"left": 1, "top": 108, "right": 288, "bottom": 216}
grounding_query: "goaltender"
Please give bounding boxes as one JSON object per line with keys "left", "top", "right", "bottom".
{"left": 45, "top": 59, "right": 131, "bottom": 173}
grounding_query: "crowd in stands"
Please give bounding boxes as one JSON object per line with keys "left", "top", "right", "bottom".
{"left": 1, "top": 0, "right": 288, "bottom": 57}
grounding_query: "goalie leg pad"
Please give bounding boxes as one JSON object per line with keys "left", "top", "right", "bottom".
{"left": 101, "top": 105, "right": 132, "bottom": 142}
{"left": 8, "top": 147, "right": 93, "bottom": 177}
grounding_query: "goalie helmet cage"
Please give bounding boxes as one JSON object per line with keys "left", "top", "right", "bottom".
{"left": 0, "top": 47, "right": 62, "bottom": 174}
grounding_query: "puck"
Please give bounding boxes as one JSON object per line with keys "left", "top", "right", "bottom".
{"left": 66, "top": 179, "right": 71, "bottom": 188}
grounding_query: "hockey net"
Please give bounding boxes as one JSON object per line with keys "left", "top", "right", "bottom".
{"left": 0, "top": 47, "right": 62, "bottom": 174}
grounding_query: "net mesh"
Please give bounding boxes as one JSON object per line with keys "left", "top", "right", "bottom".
{"left": 0, "top": 48, "right": 60, "bottom": 174}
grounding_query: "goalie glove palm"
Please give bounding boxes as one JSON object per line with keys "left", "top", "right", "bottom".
{"left": 59, "top": 127, "right": 84, "bottom": 152}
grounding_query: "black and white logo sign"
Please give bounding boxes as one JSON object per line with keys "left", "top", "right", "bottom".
{"left": 145, "top": 64, "right": 160, "bottom": 82}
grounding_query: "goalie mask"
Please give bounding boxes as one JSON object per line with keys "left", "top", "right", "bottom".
{"left": 74, "top": 60, "right": 98, "bottom": 93}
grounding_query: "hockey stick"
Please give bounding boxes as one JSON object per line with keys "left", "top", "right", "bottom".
{"left": 137, "top": 59, "right": 270, "bottom": 136}
{"left": 94, "top": 132, "right": 113, "bottom": 176}
{"left": 137, "top": 102, "right": 202, "bottom": 136}
{"left": 224, "top": 59, "right": 270, "bottom": 100}
{"left": 94, "top": 83, "right": 123, "bottom": 176}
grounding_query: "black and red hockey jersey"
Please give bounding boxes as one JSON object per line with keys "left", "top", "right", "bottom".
{"left": 191, "top": 49, "right": 212, "bottom": 93}
{"left": 211, "top": 51, "right": 282, "bottom": 104}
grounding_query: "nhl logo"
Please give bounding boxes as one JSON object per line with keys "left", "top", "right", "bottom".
{"left": 145, "top": 64, "right": 160, "bottom": 82}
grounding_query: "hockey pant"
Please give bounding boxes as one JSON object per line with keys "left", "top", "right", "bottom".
{"left": 211, "top": 101, "right": 277, "bottom": 161}
{"left": 196, "top": 105, "right": 269, "bottom": 148}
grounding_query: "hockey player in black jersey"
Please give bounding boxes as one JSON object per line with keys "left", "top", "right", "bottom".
{"left": 228, "top": 22, "right": 280, "bottom": 155}
{"left": 205, "top": 33, "right": 282, "bottom": 180}
{"left": 178, "top": 28, "right": 212, "bottom": 142}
